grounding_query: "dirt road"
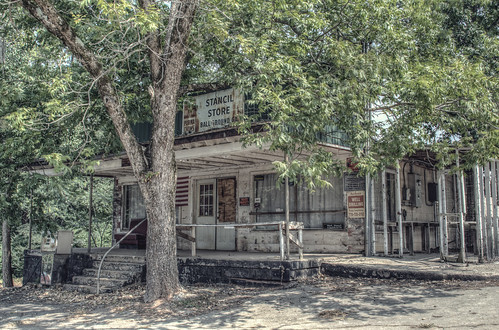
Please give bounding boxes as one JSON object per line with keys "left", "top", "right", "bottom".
{"left": 2, "top": 277, "right": 499, "bottom": 329}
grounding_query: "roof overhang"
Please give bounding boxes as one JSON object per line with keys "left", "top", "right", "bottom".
{"left": 29, "top": 135, "right": 352, "bottom": 177}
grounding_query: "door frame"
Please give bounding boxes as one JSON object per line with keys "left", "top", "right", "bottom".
{"left": 195, "top": 179, "right": 217, "bottom": 250}
{"left": 194, "top": 176, "right": 237, "bottom": 250}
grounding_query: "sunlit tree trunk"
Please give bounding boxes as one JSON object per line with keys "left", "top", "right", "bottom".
{"left": 2, "top": 220, "right": 13, "bottom": 288}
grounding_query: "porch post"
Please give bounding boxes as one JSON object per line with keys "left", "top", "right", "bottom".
{"left": 370, "top": 173, "right": 376, "bottom": 256}
{"left": 479, "top": 166, "right": 488, "bottom": 259}
{"left": 28, "top": 187, "right": 33, "bottom": 250}
{"left": 395, "top": 165, "right": 403, "bottom": 257}
{"left": 485, "top": 162, "right": 495, "bottom": 259}
{"left": 382, "top": 170, "right": 388, "bottom": 256}
{"left": 492, "top": 161, "right": 499, "bottom": 257}
{"left": 456, "top": 152, "right": 466, "bottom": 263}
{"left": 284, "top": 153, "right": 290, "bottom": 260}
{"left": 279, "top": 222, "right": 285, "bottom": 261}
{"left": 298, "top": 227, "right": 303, "bottom": 260}
{"left": 440, "top": 171, "right": 449, "bottom": 257}
{"left": 87, "top": 174, "right": 94, "bottom": 253}
{"left": 191, "top": 226, "right": 196, "bottom": 257}
{"left": 365, "top": 172, "right": 371, "bottom": 256}
{"left": 474, "top": 164, "right": 484, "bottom": 262}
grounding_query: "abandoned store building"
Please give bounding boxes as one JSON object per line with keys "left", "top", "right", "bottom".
{"left": 26, "top": 88, "right": 498, "bottom": 291}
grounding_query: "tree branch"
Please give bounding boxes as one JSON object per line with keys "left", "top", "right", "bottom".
{"left": 19, "top": 0, "right": 149, "bottom": 176}
{"left": 178, "top": 83, "right": 228, "bottom": 96}
{"left": 138, "top": 0, "right": 163, "bottom": 85}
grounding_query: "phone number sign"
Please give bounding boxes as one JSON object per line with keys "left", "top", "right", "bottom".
{"left": 347, "top": 191, "right": 365, "bottom": 219}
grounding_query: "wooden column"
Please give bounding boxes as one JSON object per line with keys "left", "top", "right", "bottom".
{"left": 298, "top": 228, "right": 303, "bottom": 260}
{"left": 492, "top": 161, "right": 499, "bottom": 257}
{"left": 382, "top": 170, "right": 388, "bottom": 256}
{"left": 284, "top": 153, "right": 290, "bottom": 260}
{"left": 370, "top": 174, "right": 376, "bottom": 256}
{"left": 479, "top": 166, "right": 488, "bottom": 259}
{"left": 365, "top": 173, "right": 371, "bottom": 256}
{"left": 87, "top": 174, "right": 94, "bottom": 253}
{"left": 279, "top": 223, "right": 285, "bottom": 261}
{"left": 457, "top": 167, "right": 467, "bottom": 263}
{"left": 437, "top": 171, "right": 444, "bottom": 260}
{"left": 439, "top": 171, "right": 449, "bottom": 257}
{"left": 28, "top": 188, "right": 33, "bottom": 250}
{"left": 485, "top": 163, "right": 494, "bottom": 258}
{"left": 474, "top": 164, "right": 484, "bottom": 262}
{"left": 191, "top": 226, "right": 196, "bottom": 257}
{"left": 395, "top": 166, "right": 403, "bottom": 257}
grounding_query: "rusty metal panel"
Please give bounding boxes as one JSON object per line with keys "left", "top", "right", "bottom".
{"left": 217, "top": 178, "right": 236, "bottom": 223}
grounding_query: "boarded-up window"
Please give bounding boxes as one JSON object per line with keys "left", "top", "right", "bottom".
{"left": 254, "top": 174, "right": 345, "bottom": 229}
{"left": 217, "top": 178, "right": 236, "bottom": 223}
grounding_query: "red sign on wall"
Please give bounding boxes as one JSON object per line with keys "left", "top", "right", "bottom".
{"left": 347, "top": 191, "right": 365, "bottom": 219}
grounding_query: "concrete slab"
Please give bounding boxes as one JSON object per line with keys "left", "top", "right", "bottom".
{"left": 72, "top": 248, "right": 499, "bottom": 281}
{"left": 321, "top": 254, "right": 499, "bottom": 281}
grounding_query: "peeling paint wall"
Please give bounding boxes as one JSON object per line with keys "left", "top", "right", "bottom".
{"left": 175, "top": 162, "right": 364, "bottom": 254}
{"left": 371, "top": 163, "right": 457, "bottom": 254}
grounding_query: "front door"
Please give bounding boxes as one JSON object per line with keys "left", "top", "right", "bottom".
{"left": 195, "top": 178, "right": 236, "bottom": 250}
{"left": 196, "top": 180, "right": 216, "bottom": 249}
{"left": 216, "top": 178, "right": 236, "bottom": 250}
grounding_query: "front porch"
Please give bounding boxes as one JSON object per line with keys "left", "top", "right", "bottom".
{"left": 24, "top": 248, "right": 325, "bottom": 293}
{"left": 79, "top": 248, "right": 322, "bottom": 284}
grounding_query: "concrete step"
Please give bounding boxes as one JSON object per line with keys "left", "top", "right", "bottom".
{"left": 229, "top": 278, "right": 287, "bottom": 287}
{"left": 92, "top": 261, "right": 145, "bottom": 272}
{"left": 72, "top": 275, "right": 128, "bottom": 287}
{"left": 93, "top": 254, "right": 146, "bottom": 264}
{"left": 82, "top": 268, "right": 143, "bottom": 281}
{"left": 63, "top": 283, "right": 114, "bottom": 294}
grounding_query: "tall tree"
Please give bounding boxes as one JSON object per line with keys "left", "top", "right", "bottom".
{"left": 2, "top": 197, "right": 13, "bottom": 287}
{"left": 14, "top": 0, "right": 198, "bottom": 301}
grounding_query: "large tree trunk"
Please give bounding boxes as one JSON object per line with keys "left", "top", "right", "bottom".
{"left": 138, "top": 0, "right": 198, "bottom": 302}
{"left": 20, "top": 0, "right": 198, "bottom": 301}
{"left": 2, "top": 220, "right": 13, "bottom": 288}
{"left": 141, "top": 79, "right": 181, "bottom": 302}
{"left": 143, "top": 166, "right": 179, "bottom": 302}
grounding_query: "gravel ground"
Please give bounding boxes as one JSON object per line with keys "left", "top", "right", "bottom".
{"left": 2, "top": 276, "right": 499, "bottom": 329}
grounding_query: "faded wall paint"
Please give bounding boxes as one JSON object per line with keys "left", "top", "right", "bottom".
{"left": 371, "top": 163, "right": 458, "bottom": 254}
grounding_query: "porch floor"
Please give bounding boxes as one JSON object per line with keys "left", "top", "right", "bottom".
{"left": 72, "top": 247, "right": 332, "bottom": 261}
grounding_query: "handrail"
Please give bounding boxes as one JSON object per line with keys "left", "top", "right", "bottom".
{"left": 176, "top": 221, "right": 304, "bottom": 261}
{"left": 96, "top": 218, "right": 147, "bottom": 294}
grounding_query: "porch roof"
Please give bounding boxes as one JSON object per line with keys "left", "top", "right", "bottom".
{"left": 29, "top": 134, "right": 352, "bottom": 177}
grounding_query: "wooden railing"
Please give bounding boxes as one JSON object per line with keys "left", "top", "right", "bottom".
{"left": 176, "top": 221, "right": 304, "bottom": 261}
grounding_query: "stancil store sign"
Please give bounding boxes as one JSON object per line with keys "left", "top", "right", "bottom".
{"left": 194, "top": 88, "right": 243, "bottom": 132}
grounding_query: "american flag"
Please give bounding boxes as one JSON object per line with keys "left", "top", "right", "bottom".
{"left": 175, "top": 176, "right": 189, "bottom": 206}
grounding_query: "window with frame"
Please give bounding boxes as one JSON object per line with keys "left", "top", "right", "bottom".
{"left": 253, "top": 173, "right": 345, "bottom": 229}
{"left": 122, "top": 184, "right": 146, "bottom": 230}
{"left": 199, "top": 184, "right": 214, "bottom": 216}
